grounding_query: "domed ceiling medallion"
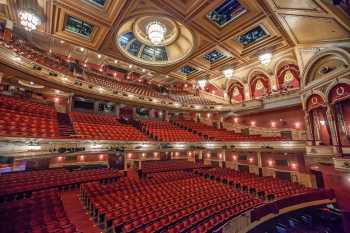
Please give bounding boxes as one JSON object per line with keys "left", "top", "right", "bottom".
{"left": 116, "top": 16, "right": 195, "bottom": 67}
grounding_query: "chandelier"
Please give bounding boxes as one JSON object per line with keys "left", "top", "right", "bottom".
{"left": 223, "top": 68, "right": 234, "bottom": 79}
{"left": 197, "top": 79, "right": 207, "bottom": 89}
{"left": 146, "top": 21, "right": 167, "bottom": 45}
{"left": 258, "top": 52, "right": 272, "bottom": 65}
{"left": 18, "top": 9, "right": 41, "bottom": 31}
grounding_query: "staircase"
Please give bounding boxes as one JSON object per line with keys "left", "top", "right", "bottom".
{"left": 57, "top": 112, "right": 75, "bottom": 137}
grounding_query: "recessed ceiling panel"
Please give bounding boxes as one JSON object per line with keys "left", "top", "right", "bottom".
{"left": 65, "top": 16, "right": 94, "bottom": 38}
{"left": 204, "top": 50, "right": 226, "bottom": 63}
{"left": 238, "top": 25, "right": 268, "bottom": 46}
{"left": 207, "top": 0, "right": 247, "bottom": 28}
{"left": 281, "top": 15, "right": 350, "bottom": 44}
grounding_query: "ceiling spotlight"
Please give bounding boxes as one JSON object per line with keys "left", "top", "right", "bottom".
{"left": 97, "top": 54, "right": 102, "bottom": 59}
{"left": 258, "top": 52, "right": 272, "bottom": 65}
{"left": 60, "top": 40, "right": 64, "bottom": 44}
{"left": 223, "top": 68, "right": 234, "bottom": 79}
{"left": 129, "top": 64, "right": 133, "bottom": 68}
{"left": 197, "top": 79, "right": 207, "bottom": 89}
{"left": 146, "top": 21, "right": 167, "bottom": 45}
{"left": 80, "top": 47, "right": 85, "bottom": 52}
{"left": 18, "top": 10, "right": 41, "bottom": 31}
{"left": 114, "top": 60, "right": 118, "bottom": 63}
{"left": 142, "top": 68, "right": 146, "bottom": 72}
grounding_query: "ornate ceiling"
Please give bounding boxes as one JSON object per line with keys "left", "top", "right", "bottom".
{"left": 1, "top": 0, "right": 349, "bottom": 86}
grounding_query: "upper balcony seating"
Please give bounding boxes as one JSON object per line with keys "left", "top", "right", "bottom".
{"left": 70, "top": 112, "right": 149, "bottom": 141}
{"left": 80, "top": 171, "right": 263, "bottom": 233}
{"left": 141, "top": 160, "right": 211, "bottom": 174}
{"left": 0, "top": 94, "right": 60, "bottom": 138}
{"left": 0, "top": 168, "right": 122, "bottom": 199}
{"left": 140, "top": 120, "right": 202, "bottom": 142}
{"left": 85, "top": 73, "right": 168, "bottom": 99}
{"left": 6, "top": 39, "right": 72, "bottom": 76}
{"left": 175, "top": 120, "right": 283, "bottom": 141}
{"left": 0, "top": 188, "right": 78, "bottom": 233}
{"left": 169, "top": 94, "right": 217, "bottom": 105}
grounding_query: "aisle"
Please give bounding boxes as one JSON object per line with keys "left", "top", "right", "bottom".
{"left": 61, "top": 190, "right": 101, "bottom": 233}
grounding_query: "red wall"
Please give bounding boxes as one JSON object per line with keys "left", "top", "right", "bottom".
{"left": 313, "top": 164, "right": 350, "bottom": 211}
{"left": 229, "top": 106, "right": 305, "bottom": 129}
{"left": 261, "top": 152, "right": 306, "bottom": 172}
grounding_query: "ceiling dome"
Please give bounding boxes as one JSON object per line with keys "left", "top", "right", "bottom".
{"left": 116, "top": 16, "right": 195, "bottom": 66}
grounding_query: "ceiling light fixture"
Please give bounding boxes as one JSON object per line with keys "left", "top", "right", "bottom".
{"left": 197, "top": 79, "right": 207, "bottom": 89}
{"left": 258, "top": 52, "right": 272, "bottom": 65}
{"left": 223, "top": 68, "right": 234, "bottom": 79}
{"left": 146, "top": 21, "right": 167, "bottom": 45}
{"left": 18, "top": 10, "right": 41, "bottom": 31}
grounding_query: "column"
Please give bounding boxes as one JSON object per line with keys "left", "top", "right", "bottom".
{"left": 165, "top": 110, "right": 169, "bottom": 121}
{"left": 67, "top": 93, "right": 74, "bottom": 113}
{"left": 115, "top": 104, "right": 120, "bottom": 117}
{"left": 304, "top": 112, "right": 315, "bottom": 146}
{"left": 327, "top": 105, "right": 342, "bottom": 156}
{"left": 326, "top": 106, "right": 336, "bottom": 145}
{"left": 149, "top": 109, "right": 155, "bottom": 118}
{"left": 198, "top": 150, "right": 203, "bottom": 160}
{"left": 244, "top": 84, "right": 251, "bottom": 101}
{"left": 132, "top": 107, "right": 137, "bottom": 118}
{"left": 94, "top": 101, "right": 100, "bottom": 113}
{"left": 257, "top": 151, "right": 262, "bottom": 168}
{"left": 124, "top": 152, "right": 128, "bottom": 171}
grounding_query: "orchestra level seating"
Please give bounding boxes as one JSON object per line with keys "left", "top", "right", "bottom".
{"left": 0, "top": 189, "right": 77, "bottom": 233}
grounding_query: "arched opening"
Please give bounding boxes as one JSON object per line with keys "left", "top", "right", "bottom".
{"left": 306, "top": 94, "right": 332, "bottom": 146}
{"left": 249, "top": 73, "right": 270, "bottom": 99}
{"left": 227, "top": 81, "right": 244, "bottom": 104}
{"left": 276, "top": 64, "right": 300, "bottom": 90}
{"left": 328, "top": 83, "right": 350, "bottom": 149}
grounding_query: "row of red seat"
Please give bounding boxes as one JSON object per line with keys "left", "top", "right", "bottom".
{"left": 169, "top": 94, "right": 217, "bottom": 105}
{"left": 86, "top": 72, "right": 168, "bottom": 99}
{"left": 141, "top": 160, "right": 211, "bottom": 174}
{"left": 80, "top": 171, "right": 263, "bottom": 233}
{"left": 0, "top": 188, "right": 77, "bottom": 233}
{"left": 0, "top": 168, "right": 122, "bottom": 198}
{"left": 70, "top": 112, "right": 150, "bottom": 141}
{"left": 195, "top": 168, "right": 314, "bottom": 200}
{"left": 0, "top": 95, "right": 60, "bottom": 138}
{"left": 141, "top": 120, "right": 202, "bottom": 142}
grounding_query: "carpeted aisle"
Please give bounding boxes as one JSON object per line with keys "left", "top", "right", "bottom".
{"left": 61, "top": 190, "right": 101, "bottom": 233}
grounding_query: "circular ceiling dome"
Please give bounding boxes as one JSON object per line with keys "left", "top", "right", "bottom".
{"left": 116, "top": 16, "right": 195, "bottom": 66}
